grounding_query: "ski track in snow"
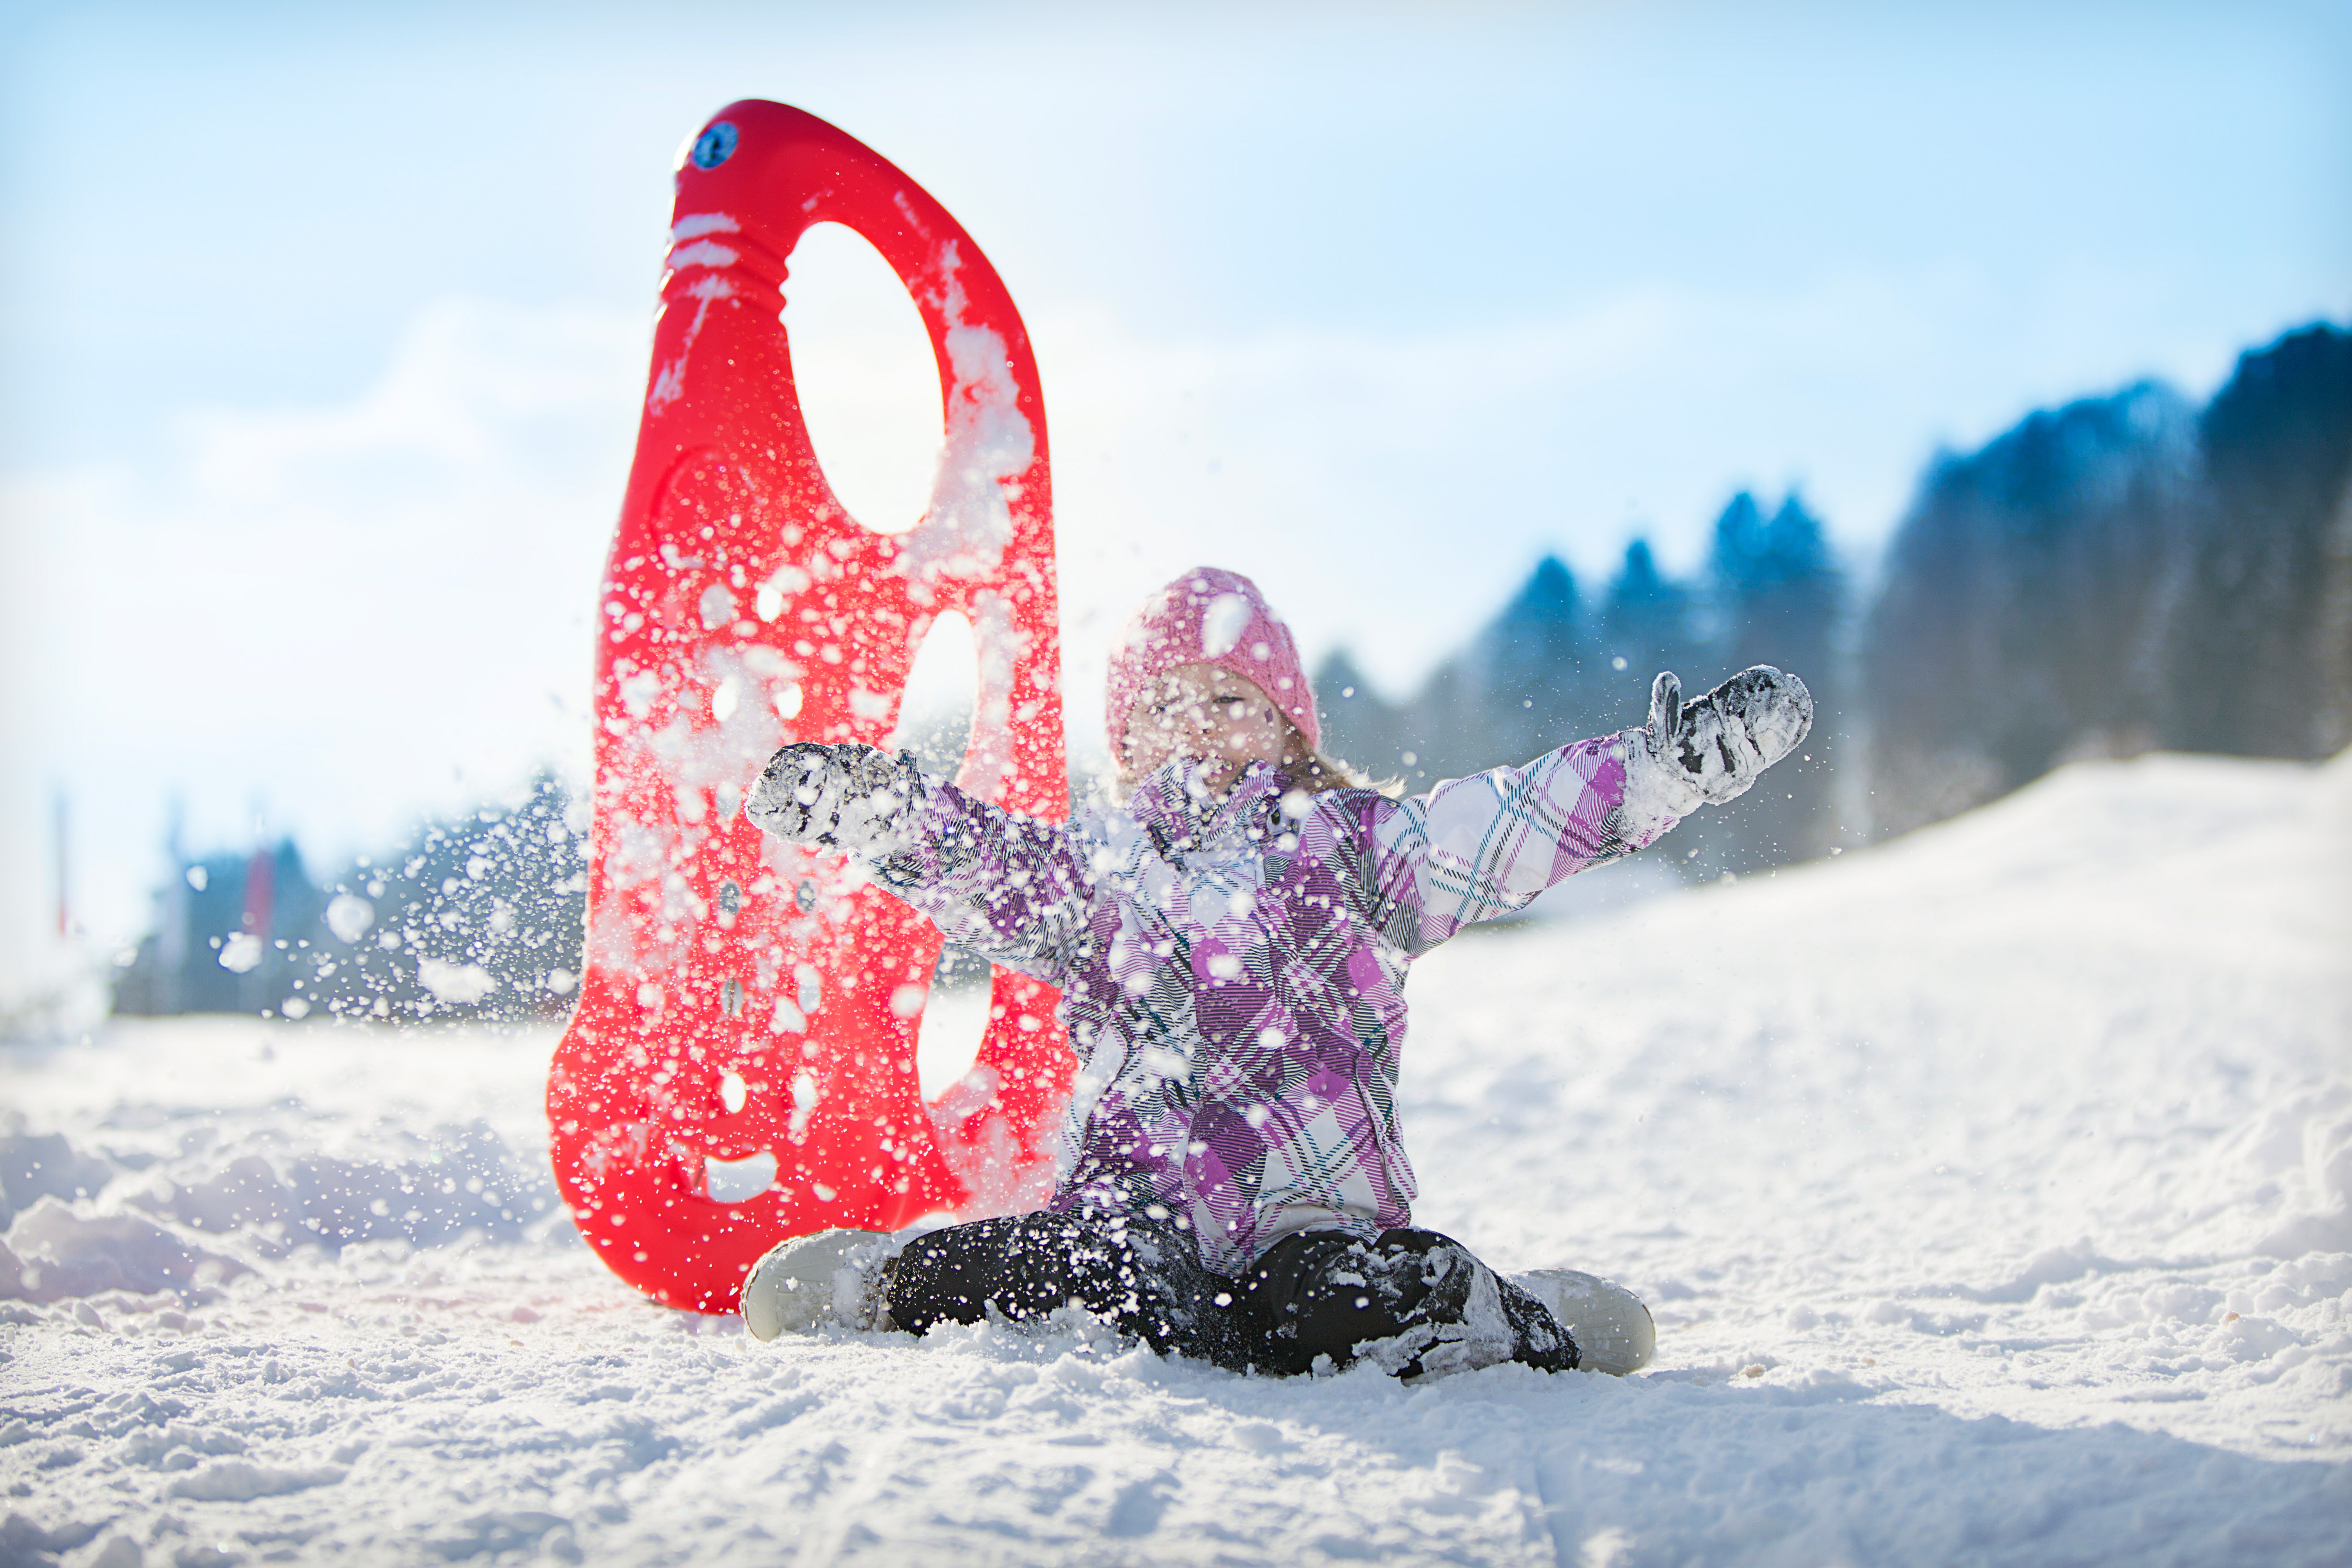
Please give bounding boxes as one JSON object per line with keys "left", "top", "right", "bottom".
{"left": 4, "top": 751, "right": 2349, "bottom": 1566}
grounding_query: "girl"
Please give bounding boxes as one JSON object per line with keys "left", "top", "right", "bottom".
{"left": 739, "top": 567, "right": 1811, "bottom": 1379}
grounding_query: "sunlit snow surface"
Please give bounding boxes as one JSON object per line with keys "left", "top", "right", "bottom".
{"left": 5, "top": 753, "right": 2349, "bottom": 1566}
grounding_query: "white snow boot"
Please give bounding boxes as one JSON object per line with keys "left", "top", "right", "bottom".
{"left": 739, "top": 1228, "right": 898, "bottom": 1342}
{"left": 1511, "top": 1269, "right": 1656, "bottom": 1375}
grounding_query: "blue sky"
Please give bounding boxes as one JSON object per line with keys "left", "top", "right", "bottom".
{"left": 1, "top": 0, "right": 2345, "bottom": 978}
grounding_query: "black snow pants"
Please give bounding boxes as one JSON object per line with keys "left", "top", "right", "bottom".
{"left": 1243, "top": 1226, "right": 1579, "bottom": 1377}
{"left": 887, "top": 1209, "right": 1578, "bottom": 1378}
{"left": 886, "top": 1204, "right": 1257, "bottom": 1370}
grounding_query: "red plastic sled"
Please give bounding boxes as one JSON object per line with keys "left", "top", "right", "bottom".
{"left": 548, "top": 101, "right": 1074, "bottom": 1313}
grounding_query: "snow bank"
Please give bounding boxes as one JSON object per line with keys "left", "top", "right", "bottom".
{"left": 0, "top": 751, "right": 2346, "bottom": 1565}
{"left": 1, "top": 1199, "right": 245, "bottom": 1304}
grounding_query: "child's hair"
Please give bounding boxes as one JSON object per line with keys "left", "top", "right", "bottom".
{"left": 1285, "top": 731, "right": 1402, "bottom": 799}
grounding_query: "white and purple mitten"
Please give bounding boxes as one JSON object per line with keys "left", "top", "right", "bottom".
{"left": 1621, "top": 665, "right": 1814, "bottom": 827}
{"left": 747, "top": 742, "right": 921, "bottom": 857}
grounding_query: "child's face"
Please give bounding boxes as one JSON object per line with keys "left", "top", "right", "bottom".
{"left": 1122, "top": 662, "right": 1295, "bottom": 797}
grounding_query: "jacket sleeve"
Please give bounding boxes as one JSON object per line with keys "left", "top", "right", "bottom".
{"left": 1352, "top": 733, "right": 1680, "bottom": 956}
{"left": 860, "top": 775, "right": 1098, "bottom": 988}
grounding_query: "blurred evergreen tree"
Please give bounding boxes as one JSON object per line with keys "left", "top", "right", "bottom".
{"left": 1597, "top": 539, "right": 1700, "bottom": 698}
{"left": 2168, "top": 324, "right": 2352, "bottom": 757}
{"left": 1312, "top": 647, "right": 1409, "bottom": 782}
{"left": 1456, "top": 555, "right": 1595, "bottom": 770}
{"left": 1861, "top": 384, "right": 2198, "bottom": 836}
{"left": 1709, "top": 494, "right": 1841, "bottom": 676}
{"left": 1860, "top": 323, "right": 2349, "bottom": 839}
{"left": 1322, "top": 557, "right": 1602, "bottom": 786}
{"left": 1678, "top": 492, "right": 1846, "bottom": 873}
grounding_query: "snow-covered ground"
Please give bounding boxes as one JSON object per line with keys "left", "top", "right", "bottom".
{"left": 5, "top": 751, "right": 2349, "bottom": 1567}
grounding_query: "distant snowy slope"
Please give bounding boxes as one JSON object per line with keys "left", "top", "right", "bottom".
{"left": 3, "top": 752, "right": 2347, "bottom": 1567}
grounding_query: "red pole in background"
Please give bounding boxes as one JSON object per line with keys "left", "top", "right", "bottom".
{"left": 52, "top": 791, "right": 68, "bottom": 939}
{"left": 242, "top": 846, "right": 276, "bottom": 938}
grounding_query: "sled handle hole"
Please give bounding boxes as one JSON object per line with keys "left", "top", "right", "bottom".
{"left": 889, "top": 609, "right": 979, "bottom": 781}
{"left": 704, "top": 1149, "right": 775, "bottom": 1203}
{"left": 780, "top": 222, "right": 945, "bottom": 539}
{"left": 916, "top": 951, "right": 993, "bottom": 1101}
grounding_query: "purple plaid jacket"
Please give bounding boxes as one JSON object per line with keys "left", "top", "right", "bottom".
{"left": 869, "top": 735, "right": 1676, "bottom": 1275}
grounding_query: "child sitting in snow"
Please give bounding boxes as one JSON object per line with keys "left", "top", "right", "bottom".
{"left": 739, "top": 566, "right": 1811, "bottom": 1378}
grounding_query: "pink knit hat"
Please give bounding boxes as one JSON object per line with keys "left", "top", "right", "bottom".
{"left": 1105, "top": 567, "right": 1320, "bottom": 761}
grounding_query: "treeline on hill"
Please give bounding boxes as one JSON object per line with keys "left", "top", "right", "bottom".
{"left": 1862, "top": 323, "right": 2352, "bottom": 834}
{"left": 114, "top": 774, "right": 586, "bottom": 1025}
{"left": 113, "top": 322, "right": 2350, "bottom": 1016}
{"left": 1320, "top": 494, "right": 1846, "bottom": 880}
{"left": 1320, "top": 320, "right": 2352, "bottom": 870}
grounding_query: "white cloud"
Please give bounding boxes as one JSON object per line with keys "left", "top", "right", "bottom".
{"left": 4, "top": 298, "right": 645, "bottom": 953}
{"left": 180, "top": 300, "right": 642, "bottom": 500}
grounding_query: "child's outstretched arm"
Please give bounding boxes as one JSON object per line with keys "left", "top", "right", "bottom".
{"left": 747, "top": 742, "right": 1096, "bottom": 986}
{"left": 1357, "top": 666, "right": 1812, "bottom": 953}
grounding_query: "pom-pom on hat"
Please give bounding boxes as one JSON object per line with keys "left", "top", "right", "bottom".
{"left": 1105, "top": 566, "right": 1320, "bottom": 762}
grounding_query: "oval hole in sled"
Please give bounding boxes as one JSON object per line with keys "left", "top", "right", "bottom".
{"left": 888, "top": 610, "right": 977, "bottom": 778}
{"left": 781, "top": 222, "right": 944, "bottom": 537}
{"left": 916, "top": 956, "right": 994, "bottom": 1101}
{"left": 891, "top": 609, "right": 990, "bottom": 1100}
{"left": 705, "top": 1150, "right": 777, "bottom": 1204}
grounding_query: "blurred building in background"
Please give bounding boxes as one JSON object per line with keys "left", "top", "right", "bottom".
{"left": 111, "top": 835, "right": 323, "bottom": 1016}
{"left": 113, "top": 775, "right": 584, "bottom": 1024}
